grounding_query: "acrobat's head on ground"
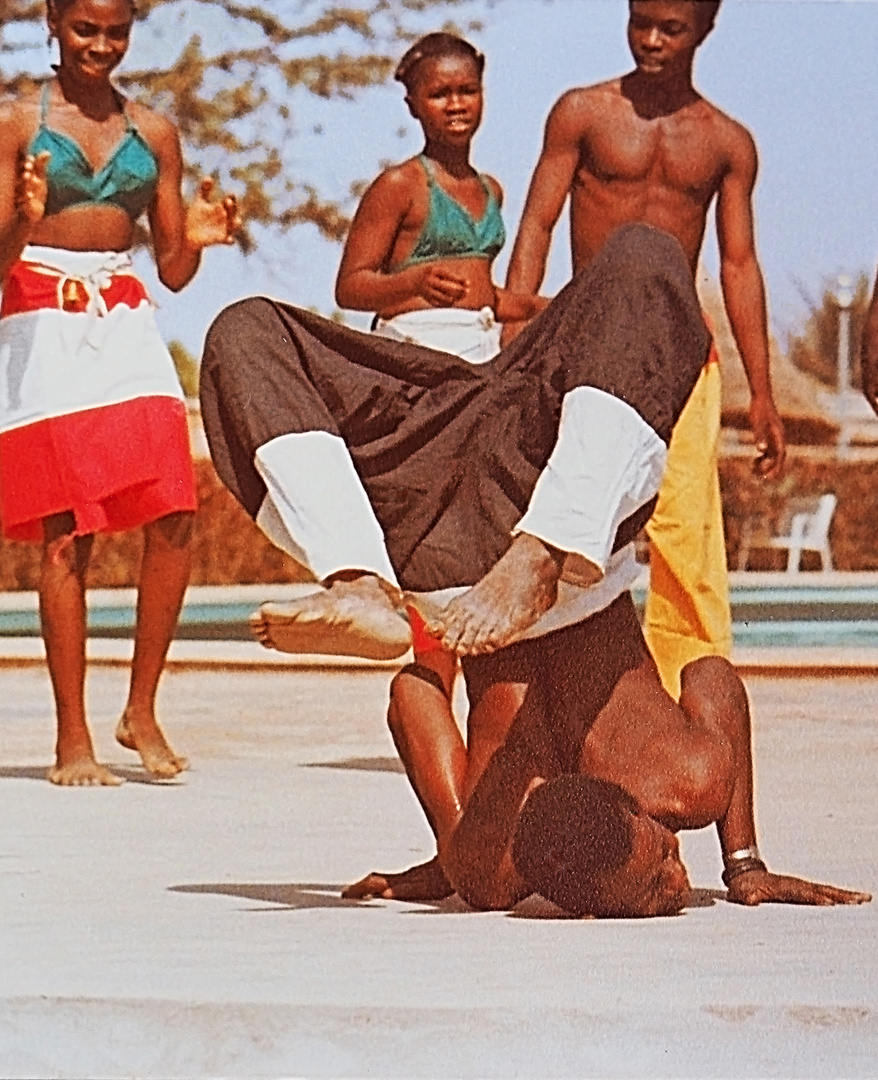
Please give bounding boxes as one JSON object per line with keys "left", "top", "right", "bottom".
{"left": 511, "top": 775, "right": 692, "bottom": 918}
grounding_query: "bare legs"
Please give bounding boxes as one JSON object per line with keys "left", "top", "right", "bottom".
{"left": 342, "top": 648, "right": 528, "bottom": 901}
{"left": 40, "top": 510, "right": 192, "bottom": 786}
{"left": 114, "top": 512, "right": 192, "bottom": 779}
{"left": 41, "top": 515, "right": 117, "bottom": 786}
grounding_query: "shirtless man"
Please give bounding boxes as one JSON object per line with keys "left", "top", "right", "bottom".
{"left": 502, "top": 0, "right": 786, "bottom": 696}
{"left": 861, "top": 267, "right": 878, "bottom": 417}
{"left": 345, "top": 592, "right": 870, "bottom": 916}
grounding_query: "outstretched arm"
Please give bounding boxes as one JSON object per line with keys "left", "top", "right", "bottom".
{"left": 679, "top": 658, "right": 870, "bottom": 908}
{"left": 501, "top": 93, "right": 582, "bottom": 343}
{"left": 716, "top": 127, "right": 785, "bottom": 478}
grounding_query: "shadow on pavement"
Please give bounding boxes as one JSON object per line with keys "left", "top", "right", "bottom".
{"left": 169, "top": 880, "right": 460, "bottom": 913}
{"left": 301, "top": 756, "right": 404, "bottom": 774}
{"left": 167, "top": 881, "right": 724, "bottom": 917}
{"left": 169, "top": 880, "right": 394, "bottom": 911}
{"left": 0, "top": 763, "right": 177, "bottom": 785}
{"left": 0, "top": 765, "right": 52, "bottom": 781}
{"left": 689, "top": 887, "right": 724, "bottom": 907}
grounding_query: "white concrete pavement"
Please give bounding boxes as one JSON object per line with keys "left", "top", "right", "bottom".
{"left": 1, "top": 663, "right": 876, "bottom": 1078}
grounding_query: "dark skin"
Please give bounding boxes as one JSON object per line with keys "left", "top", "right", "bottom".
{"left": 335, "top": 52, "right": 544, "bottom": 323}
{"left": 334, "top": 46, "right": 552, "bottom": 857}
{"left": 0, "top": 0, "right": 241, "bottom": 784}
{"left": 502, "top": 0, "right": 785, "bottom": 479}
{"left": 346, "top": 620, "right": 871, "bottom": 916}
{"left": 0, "top": 0, "right": 240, "bottom": 281}
{"left": 861, "top": 274, "right": 878, "bottom": 416}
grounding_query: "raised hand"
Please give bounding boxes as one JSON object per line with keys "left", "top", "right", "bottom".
{"left": 417, "top": 264, "right": 468, "bottom": 307}
{"left": 15, "top": 151, "right": 51, "bottom": 224}
{"left": 184, "top": 177, "right": 241, "bottom": 250}
{"left": 727, "top": 867, "right": 871, "bottom": 907}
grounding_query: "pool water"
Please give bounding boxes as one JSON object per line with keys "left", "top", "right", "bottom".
{"left": 3, "top": 586, "right": 878, "bottom": 648}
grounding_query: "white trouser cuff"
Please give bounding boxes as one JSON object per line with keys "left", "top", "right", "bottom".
{"left": 514, "top": 386, "right": 667, "bottom": 580}
{"left": 254, "top": 430, "right": 399, "bottom": 588}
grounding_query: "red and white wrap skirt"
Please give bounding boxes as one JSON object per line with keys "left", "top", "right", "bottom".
{"left": 0, "top": 246, "right": 197, "bottom": 542}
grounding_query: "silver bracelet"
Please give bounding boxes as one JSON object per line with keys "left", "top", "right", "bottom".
{"left": 724, "top": 845, "right": 761, "bottom": 868}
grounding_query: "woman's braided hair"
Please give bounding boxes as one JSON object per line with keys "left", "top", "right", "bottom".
{"left": 394, "top": 32, "right": 484, "bottom": 94}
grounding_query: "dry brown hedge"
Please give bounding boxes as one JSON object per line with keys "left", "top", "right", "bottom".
{"left": 720, "top": 450, "right": 878, "bottom": 571}
{"left": 1, "top": 453, "right": 876, "bottom": 591}
{"left": 0, "top": 461, "right": 311, "bottom": 591}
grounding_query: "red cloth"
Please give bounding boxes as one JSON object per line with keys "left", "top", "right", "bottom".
{"left": 406, "top": 605, "right": 444, "bottom": 655}
{"left": 0, "top": 396, "right": 196, "bottom": 541}
{"left": 0, "top": 260, "right": 149, "bottom": 317}
{"left": 0, "top": 259, "right": 196, "bottom": 541}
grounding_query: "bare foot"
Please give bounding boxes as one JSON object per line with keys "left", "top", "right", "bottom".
{"left": 342, "top": 856, "right": 454, "bottom": 902}
{"left": 116, "top": 710, "right": 188, "bottom": 780}
{"left": 427, "top": 534, "right": 564, "bottom": 655}
{"left": 251, "top": 576, "right": 412, "bottom": 660}
{"left": 48, "top": 757, "right": 123, "bottom": 787}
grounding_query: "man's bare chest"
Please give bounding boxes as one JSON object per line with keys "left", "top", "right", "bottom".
{"left": 577, "top": 121, "right": 724, "bottom": 201}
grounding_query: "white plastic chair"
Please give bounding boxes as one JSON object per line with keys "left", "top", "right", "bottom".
{"left": 737, "top": 493, "right": 837, "bottom": 573}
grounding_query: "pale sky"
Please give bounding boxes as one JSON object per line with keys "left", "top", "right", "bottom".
{"left": 115, "top": 0, "right": 878, "bottom": 353}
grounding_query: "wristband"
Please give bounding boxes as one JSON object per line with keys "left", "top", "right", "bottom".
{"left": 721, "top": 858, "right": 767, "bottom": 887}
{"left": 724, "top": 845, "right": 762, "bottom": 867}
{"left": 721, "top": 845, "right": 766, "bottom": 887}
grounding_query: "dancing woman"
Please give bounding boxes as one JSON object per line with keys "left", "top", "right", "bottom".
{"left": 0, "top": 0, "right": 240, "bottom": 785}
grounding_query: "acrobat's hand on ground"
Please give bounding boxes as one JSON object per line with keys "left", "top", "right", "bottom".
{"left": 426, "top": 533, "right": 561, "bottom": 656}
{"left": 342, "top": 857, "right": 454, "bottom": 902}
{"left": 749, "top": 395, "right": 786, "bottom": 479}
{"left": 16, "top": 151, "right": 50, "bottom": 224}
{"left": 727, "top": 868, "right": 872, "bottom": 907}
{"left": 184, "top": 178, "right": 241, "bottom": 249}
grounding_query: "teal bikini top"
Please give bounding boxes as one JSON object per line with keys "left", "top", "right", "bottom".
{"left": 396, "top": 154, "right": 506, "bottom": 269}
{"left": 29, "top": 84, "right": 159, "bottom": 221}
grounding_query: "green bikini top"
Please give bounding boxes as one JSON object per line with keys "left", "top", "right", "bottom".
{"left": 395, "top": 154, "right": 506, "bottom": 269}
{"left": 29, "top": 83, "right": 159, "bottom": 221}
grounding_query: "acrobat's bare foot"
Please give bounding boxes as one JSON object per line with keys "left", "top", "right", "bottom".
{"left": 116, "top": 710, "right": 188, "bottom": 780}
{"left": 48, "top": 756, "right": 123, "bottom": 787}
{"left": 251, "top": 575, "right": 412, "bottom": 660}
{"left": 427, "top": 533, "right": 564, "bottom": 655}
{"left": 342, "top": 856, "right": 454, "bottom": 902}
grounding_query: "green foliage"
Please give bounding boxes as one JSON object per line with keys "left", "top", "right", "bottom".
{"left": 167, "top": 338, "right": 199, "bottom": 397}
{"left": 787, "top": 273, "right": 871, "bottom": 389}
{"left": 1, "top": 0, "right": 480, "bottom": 250}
